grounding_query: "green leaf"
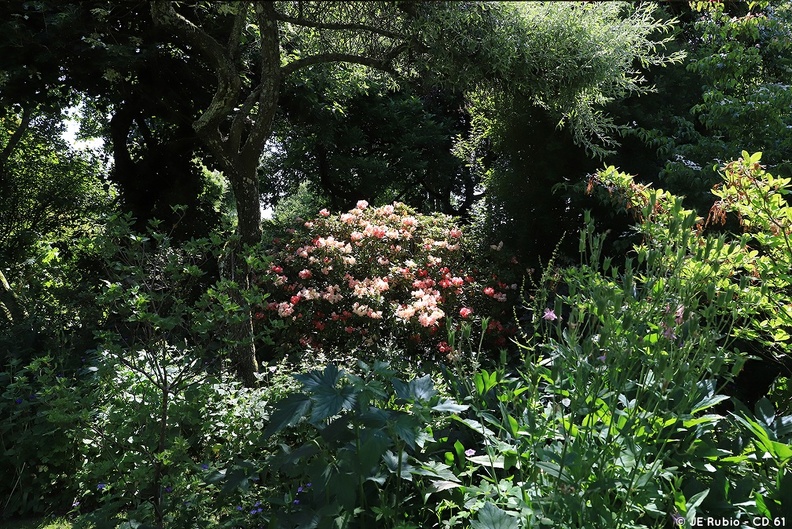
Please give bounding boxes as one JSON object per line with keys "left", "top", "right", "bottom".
{"left": 687, "top": 489, "right": 709, "bottom": 512}
{"left": 468, "top": 454, "right": 506, "bottom": 469}
{"left": 432, "top": 399, "right": 469, "bottom": 413}
{"left": 755, "top": 398, "right": 776, "bottom": 428}
{"left": 357, "top": 429, "right": 392, "bottom": 473}
{"left": 692, "top": 394, "right": 730, "bottom": 414}
{"left": 471, "top": 502, "right": 520, "bottom": 529}
{"left": 310, "top": 383, "right": 357, "bottom": 423}
{"left": 391, "top": 412, "right": 420, "bottom": 450}
{"left": 535, "top": 460, "right": 573, "bottom": 484}
{"left": 263, "top": 394, "right": 311, "bottom": 438}
{"left": 382, "top": 450, "right": 414, "bottom": 481}
{"left": 221, "top": 467, "right": 250, "bottom": 495}
{"left": 427, "top": 480, "right": 462, "bottom": 493}
{"left": 755, "top": 492, "right": 772, "bottom": 518}
{"left": 295, "top": 364, "right": 343, "bottom": 393}
{"left": 393, "top": 375, "right": 437, "bottom": 402}
{"left": 452, "top": 416, "right": 497, "bottom": 437}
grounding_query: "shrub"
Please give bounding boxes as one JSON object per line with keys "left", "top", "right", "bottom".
{"left": 256, "top": 201, "right": 521, "bottom": 359}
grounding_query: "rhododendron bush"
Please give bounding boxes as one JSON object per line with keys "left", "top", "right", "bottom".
{"left": 255, "top": 201, "right": 520, "bottom": 357}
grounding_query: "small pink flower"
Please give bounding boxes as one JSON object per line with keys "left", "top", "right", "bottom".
{"left": 483, "top": 287, "right": 495, "bottom": 297}
{"left": 298, "top": 269, "right": 312, "bottom": 279}
{"left": 356, "top": 200, "right": 369, "bottom": 210}
{"left": 319, "top": 208, "right": 330, "bottom": 217}
{"left": 459, "top": 307, "right": 473, "bottom": 318}
{"left": 449, "top": 228, "right": 462, "bottom": 239}
{"left": 290, "top": 295, "right": 301, "bottom": 305}
{"left": 542, "top": 308, "right": 557, "bottom": 321}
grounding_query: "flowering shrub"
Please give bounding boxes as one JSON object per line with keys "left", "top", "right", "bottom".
{"left": 255, "top": 201, "right": 520, "bottom": 358}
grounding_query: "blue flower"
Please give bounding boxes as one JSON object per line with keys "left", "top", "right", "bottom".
{"left": 236, "top": 506, "right": 243, "bottom": 511}
{"left": 201, "top": 463, "right": 209, "bottom": 470}
{"left": 297, "top": 486, "right": 303, "bottom": 493}
{"left": 97, "top": 483, "right": 106, "bottom": 490}
{"left": 15, "top": 398, "right": 23, "bottom": 404}
{"left": 165, "top": 486, "right": 172, "bottom": 493}
{"left": 293, "top": 499, "right": 300, "bottom": 505}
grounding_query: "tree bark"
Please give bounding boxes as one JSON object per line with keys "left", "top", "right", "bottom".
{"left": 0, "top": 268, "right": 26, "bottom": 327}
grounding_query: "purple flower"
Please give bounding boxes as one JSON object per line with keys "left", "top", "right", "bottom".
{"left": 293, "top": 499, "right": 300, "bottom": 505}
{"left": 236, "top": 506, "right": 243, "bottom": 511}
{"left": 306, "top": 483, "right": 312, "bottom": 487}
{"left": 464, "top": 449, "right": 476, "bottom": 457}
{"left": 597, "top": 354, "right": 606, "bottom": 362}
{"left": 97, "top": 483, "right": 106, "bottom": 490}
{"left": 661, "top": 324, "right": 676, "bottom": 341}
{"left": 201, "top": 463, "right": 209, "bottom": 470}
{"left": 15, "top": 398, "right": 23, "bottom": 404}
{"left": 297, "top": 486, "right": 304, "bottom": 493}
{"left": 542, "top": 308, "right": 557, "bottom": 321}
{"left": 165, "top": 486, "right": 172, "bottom": 493}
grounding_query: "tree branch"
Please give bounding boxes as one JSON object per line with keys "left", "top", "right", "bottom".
{"left": 150, "top": 0, "right": 241, "bottom": 137}
{"left": 0, "top": 106, "right": 32, "bottom": 170}
{"left": 272, "top": 12, "right": 406, "bottom": 41}
{"left": 281, "top": 50, "right": 403, "bottom": 78}
{"left": 241, "top": 2, "right": 281, "bottom": 163}
{"left": 227, "top": 2, "right": 250, "bottom": 59}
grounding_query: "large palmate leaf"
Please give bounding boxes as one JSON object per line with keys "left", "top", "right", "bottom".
{"left": 471, "top": 502, "right": 520, "bottom": 529}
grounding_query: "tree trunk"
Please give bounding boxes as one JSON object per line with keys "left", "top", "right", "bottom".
{"left": 0, "top": 268, "right": 26, "bottom": 327}
{"left": 222, "top": 162, "right": 264, "bottom": 387}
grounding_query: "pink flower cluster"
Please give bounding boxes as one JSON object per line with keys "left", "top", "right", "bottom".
{"left": 255, "top": 201, "right": 520, "bottom": 356}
